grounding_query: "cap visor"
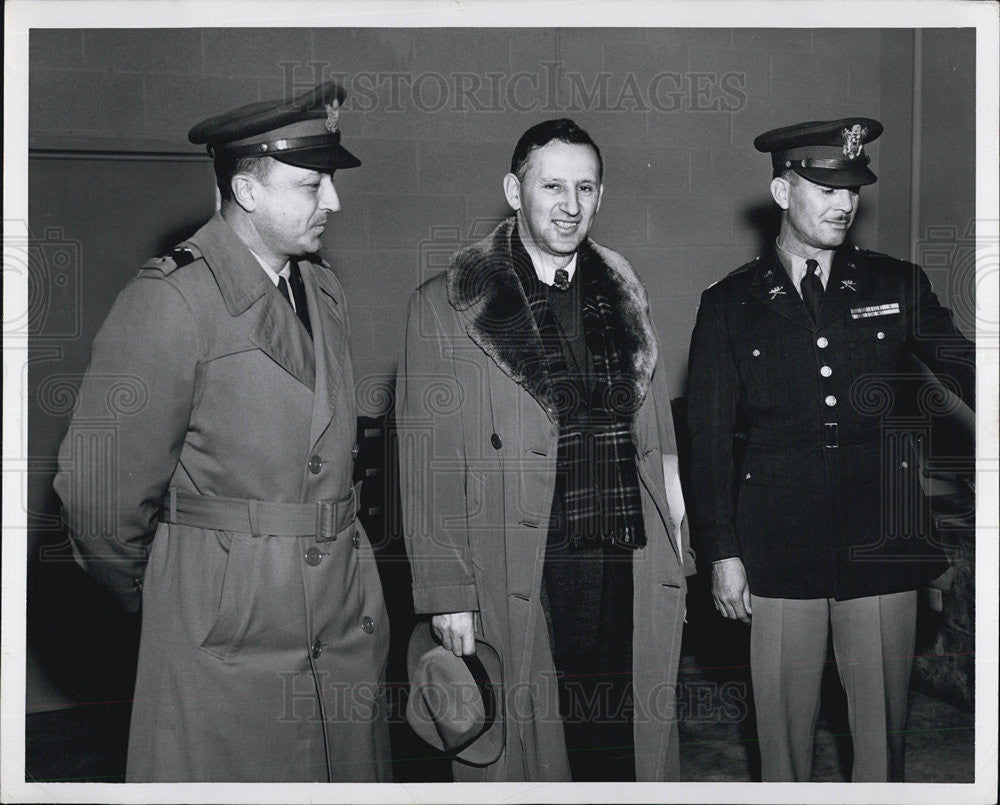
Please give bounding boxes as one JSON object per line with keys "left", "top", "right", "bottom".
{"left": 272, "top": 144, "right": 362, "bottom": 172}
{"left": 794, "top": 165, "right": 877, "bottom": 188}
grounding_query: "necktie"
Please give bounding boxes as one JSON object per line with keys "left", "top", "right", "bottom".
{"left": 288, "top": 262, "right": 313, "bottom": 338}
{"left": 277, "top": 264, "right": 312, "bottom": 338}
{"left": 801, "top": 258, "right": 824, "bottom": 323}
{"left": 553, "top": 268, "right": 570, "bottom": 291}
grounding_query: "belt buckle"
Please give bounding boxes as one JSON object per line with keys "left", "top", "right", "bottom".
{"left": 315, "top": 500, "right": 337, "bottom": 542}
{"left": 824, "top": 422, "right": 839, "bottom": 448}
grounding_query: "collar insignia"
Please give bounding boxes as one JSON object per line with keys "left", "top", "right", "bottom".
{"left": 768, "top": 285, "right": 786, "bottom": 300}
{"left": 324, "top": 100, "right": 340, "bottom": 133}
{"left": 840, "top": 278, "right": 858, "bottom": 292}
{"left": 842, "top": 124, "right": 868, "bottom": 160}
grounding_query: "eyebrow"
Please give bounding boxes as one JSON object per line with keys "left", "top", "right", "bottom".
{"left": 536, "top": 175, "right": 599, "bottom": 184}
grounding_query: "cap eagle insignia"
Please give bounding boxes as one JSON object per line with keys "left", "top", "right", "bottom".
{"left": 842, "top": 124, "right": 868, "bottom": 160}
{"left": 324, "top": 100, "right": 340, "bottom": 133}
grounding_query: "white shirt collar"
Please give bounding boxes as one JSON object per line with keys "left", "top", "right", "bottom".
{"left": 775, "top": 240, "right": 832, "bottom": 293}
{"left": 248, "top": 248, "right": 291, "bottom": 286}
{"left": 527, "top": 252, "right": 578, "bottom": 287}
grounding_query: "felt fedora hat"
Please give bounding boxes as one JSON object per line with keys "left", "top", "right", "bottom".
{"left": 405, "top": 621, "right": 504, "bottom": 766}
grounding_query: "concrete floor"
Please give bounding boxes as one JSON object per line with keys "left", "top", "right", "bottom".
{"left": 675, "top": 653, "right": 974, "bottom": 783}
{"left": 26, "top": 653, "right": 973, "bottom": 785}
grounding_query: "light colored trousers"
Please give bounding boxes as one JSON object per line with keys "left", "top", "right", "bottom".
{"left": 750, "top": 591, "right": 917, "bottom": 782}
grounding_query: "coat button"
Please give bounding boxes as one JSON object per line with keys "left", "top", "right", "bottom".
{"left": 490, "top": 433, "right": 502, "bottom": 450}
{"left": 820, "top": 365, "right": 833, "bottom": 377}
{"left": 901, "top": 461, "right": 909, "bottom": 469}
{"left": 877, "top": 331, "right": 886, "bottom": 340}
{"left": 816, "top": 336, "right": 829, "bottom": 348}
{"left": 308, "top": 455, "right": 323, "bottom": 474}
{"left": 311, "top": 639, "right": 323, "bottom": 659}
{"left": 352, "top": 531, "right": 361, "bottom": 549}
{"left": 752, "top": 348, "right": 761, "bottom": 357}
{"left": 825, "top": 395, "right": 837, "bottom": 407}
{"left": 361, "top": 616, "right": 375, "bottom": 634}
{"left": 305, "top": 547, "right": 322, "bottom": 566}
{"left": 351, "top": 443, "right": 360, "bottom": 460}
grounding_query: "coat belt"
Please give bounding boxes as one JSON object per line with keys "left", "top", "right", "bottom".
{"left": 159, "top": 485, "right": 359, "bottom": 542}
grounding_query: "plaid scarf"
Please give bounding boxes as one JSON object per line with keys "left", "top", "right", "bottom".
{"left": 511, "top": 234, "right": 646, "bottom": 550}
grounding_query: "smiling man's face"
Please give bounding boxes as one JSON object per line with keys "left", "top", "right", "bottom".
{"left": 507, "top": 140, "right": 603, "bottom": 259}
{"left": 776, "top": 172, "right": 860, "bottom": 252}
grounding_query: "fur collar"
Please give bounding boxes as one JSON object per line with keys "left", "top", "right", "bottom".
{"left": 446, "top": 217, "right": 657, "bottom": 416}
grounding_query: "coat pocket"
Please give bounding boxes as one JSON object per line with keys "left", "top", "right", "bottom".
{"left": 847, "top": 319, "right": 906, "bottom": 374}
{"left": 735, "top": 455, "right": 798, "bottom": 537}
{"left": 199, "top": 532, "right": 260, "bottom": 661}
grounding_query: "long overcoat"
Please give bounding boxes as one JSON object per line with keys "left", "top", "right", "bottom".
{"left": 396, "top": 219, "right": 695, "bottom": 781}
{"left": 687, "top": 244, "right": 975, "bottom": 599}
{"left": 54, "top": 213, "right": 390, "bottom": 782}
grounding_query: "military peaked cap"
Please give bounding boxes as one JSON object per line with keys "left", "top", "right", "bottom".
{"left": 755, "top": 117, "right": 882, "bottom": 187}
{"left": 188, "top": 80, "right": 361, "bottom": 171}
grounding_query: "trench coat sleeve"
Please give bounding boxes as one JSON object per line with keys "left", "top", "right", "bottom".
{"left": 906, "top": 264, "right": 976, "bottom": 409}
{"left": 396, "top": 287, "right": 479, "bottom": 615}
{"left": 54, "top": 275, "right": 200, "bottom": 613}
{"left": 685, "top": 287, "right": 741, "bottom": 565}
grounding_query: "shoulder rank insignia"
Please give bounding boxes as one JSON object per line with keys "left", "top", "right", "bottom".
{"left": 141, "top": 245, "right": 198, "bottom": 275}
{"left": 768, "top": 285, "right": 786, "bottom": 300}
{"left": 840, "top": 278, "right": 858, "bottom": 292}
{"left": 170, "top": 246, "right": 197, "bottom": 267}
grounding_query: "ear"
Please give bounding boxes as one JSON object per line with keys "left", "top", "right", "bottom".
{"left": 770, "top": 176, "right": 790, "bottom": 210}
{"left": 595, "top": 183, "right": 604, "bottom": 214}
{"left": 502, "top": 173, "right": 521, "bottom": 211}
{"left": 231, "top": 174, "right": 258, "bottom": 213}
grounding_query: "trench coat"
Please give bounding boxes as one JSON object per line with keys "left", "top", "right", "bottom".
{"left": 54, "top": 213, "right": 390, "bottom": 782}
{"left": 395, "top": 219, "right": 695, "bottom": 781}
{"left": 687, "top": 244, "right": 975, "bottom": 599}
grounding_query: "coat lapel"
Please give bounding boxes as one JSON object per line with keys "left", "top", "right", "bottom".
{"left": 187, "top": 214, "right": 315, "bottom": 389}
{"left": 447, "top": 219, "right": 554, "bottom": 414}
{"left": 745, "top": 247, "right": 816, "bottom": 330}
{"left": 446, "top": 218, "right": 658, "bottom": 418}
{"left": 301, "top": 259, "right": 348, "bottom": 450}
{"left": 247, "top": 295, "right": 316, "bottom": 390}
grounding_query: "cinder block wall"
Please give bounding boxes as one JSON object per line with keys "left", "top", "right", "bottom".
{"left": 27, "top": 28, "right": 975, "bottom": 713}
{"left": 29, "top": 27, "right": 908, "bottom": 398}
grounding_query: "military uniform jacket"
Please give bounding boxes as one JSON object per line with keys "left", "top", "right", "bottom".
{"left": 686, "top": 244, "right": 974, "bottom": 600}
{"left": 54, "top": 213, "right": 390, "bottom": 782}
